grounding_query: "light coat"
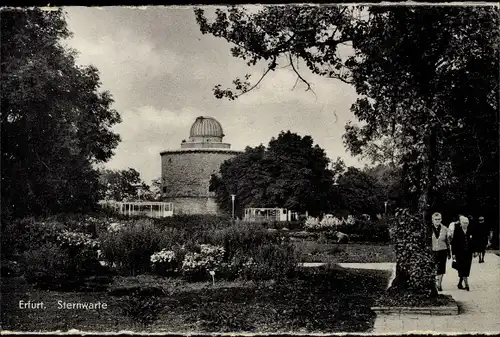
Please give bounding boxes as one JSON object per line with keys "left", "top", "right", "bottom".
{"left": 432, "top": 224, "right": 450, "bottom": 252}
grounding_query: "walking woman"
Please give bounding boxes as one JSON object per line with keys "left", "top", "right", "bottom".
{"left": 431, "top": 212, "right": 451, "bottom": 291}
{"left": 451, "top": 215, "right": 478, "bottom": 291}
{"left": 476, "top": 216, "right": 490, "bottom": 263}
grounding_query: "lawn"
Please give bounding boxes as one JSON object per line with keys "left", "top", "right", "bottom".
{"left": 1, "top": 266, "right": 391, "bottom": 333}
{"left": 293, "top": 239, "right": 395, "bottom": 264}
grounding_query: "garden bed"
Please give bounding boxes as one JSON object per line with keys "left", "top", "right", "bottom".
{"left": 1, "top": 267, "right": 391, "bottom": 333}
{"left": 372, "top": 292, "right": 458, "bottom": 315}
{"left": 294, "top": 240, "right": 395, "bottom": 264}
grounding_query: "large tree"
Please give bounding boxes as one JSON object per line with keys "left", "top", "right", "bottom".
{"left": 336, "top": 166, "right": 383, "bottom": 217}
{"left": 1, "top": 9, "right": 121, "bottom": 217}
{"left": 210, "top": 131, "right": 333, "bottom": 217}
{"left": 98, "top": 168, "right": 147, "bottom": 202}
{"left": 195, "top": 5, "right": 499, "bottom": 294}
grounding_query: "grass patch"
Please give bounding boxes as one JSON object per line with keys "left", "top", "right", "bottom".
{"left": 1, "top": 267, "right": 391, "bottom": 333}
{"left": 375, "top": 291, "right": 455, "bottom": 308}
{"left": 294, "top": 240, "right": 395, "bottom": 264}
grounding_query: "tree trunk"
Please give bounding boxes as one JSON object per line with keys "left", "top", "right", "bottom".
{"left": 389, "top": 120, "right": 439, "bottom": 297}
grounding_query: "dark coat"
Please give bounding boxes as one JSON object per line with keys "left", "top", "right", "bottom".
{"left": 476, "top": 223, "right": 491, "bottom": 249}
{"left": 451, "top": 226, "right": 477, "bottom": 256}
{"left": 451, "top": 225, "right": 477, "bottom": 277}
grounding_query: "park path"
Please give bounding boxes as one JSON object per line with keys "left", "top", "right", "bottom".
{"left": 370, "top": 253, "right": 500, "bottom": 334}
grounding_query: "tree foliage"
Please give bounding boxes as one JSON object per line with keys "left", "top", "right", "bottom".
{"left": 343, "top": 7, "right": 499, "bottom": 221}
{"left": 1, "top": 9, "right": 121, "bottom": 217}
{"left": 141, "top": 177, "right": 163, "bottom": 201}
{"left": 195, "top": 5, "right": 498, "bottom": 218}
{"left": 98, "top": 168, "right": 146, "bottom": 202}
{"left": 195, "top": 5, "right": 499, "bottom": 294}
{"left": 336, "top": 167, "right": 382, "bottom": 216}
{"left": 210, "top": 131, "right": 333, "bottom": 216}
{"left": 364, "top": 164, "right": 404, "bottom": 210}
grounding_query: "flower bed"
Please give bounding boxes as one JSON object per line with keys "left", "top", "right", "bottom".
{"left": 2, "top": 214, "right": 302, "bottom": 287}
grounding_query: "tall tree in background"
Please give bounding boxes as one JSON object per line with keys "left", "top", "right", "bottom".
{"left": 195, "top": 5, "right": 499, "bottom": 294}
{"left": 141, "top": 177, "right": 163, "bottom": 201}
{"left": 1, "top": 9, "right": 121, "bottom": 217}
{"left": 336, "top": 167, "right": 383, "bottom": 217}
{"left": 210, "top": 131, "right": 333, "bottom": 216}
{"left": 364, "top": 164, "right": 404, "bottom": 212}
{"left": 98, "top": 168, "right": 146, "bottom": 202}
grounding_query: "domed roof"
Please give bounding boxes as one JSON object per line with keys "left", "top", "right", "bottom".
{"left": 189, "top": 116, "right": 224, "bottom": 138}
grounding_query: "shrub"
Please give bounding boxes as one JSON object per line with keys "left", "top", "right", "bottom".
{"left": 57, "top": 230, "right": 100, "bottom": 250}
{"left": 1, "top": 260, "right": 22, "bottom": 277}
{"left": 304, "top": 216, "right": 320, "bottom": 230}
{"left": 202, "top": 222, "right": 301, "bottom": 282}
{"left": 43, "top": 213, "right": 100, "bottom": 237}
{"left": 304, "top": 215, "right": 356, "bottom": 231}
{"left": 216, "top": 256, "right": 244, "bottom": 281}
{"left": 206, "top": 221, "right": 281, "bottom": 259}
{"left": 22, "top": 241, "right": 108, "bottom": 291}
{"left": 99, "top": 219, "right": 181, "bottom": 276}
{"left": 334, "top": 220, "right": 390, "bottom": 243}
{"left": 150, "top": 249, "right": 178, "bottom": 276}
{"left": 1, "top": 218, "right": 65, "bottom": 259}
{"left": 240, "top": 243, "right": 301, "bottom": 281}
{"left": 263, "top": 220, "right": 304, "bottom": 231}
{"left": 181, "top": 244, "right": 225, "bottom": 281}
{"left": 22, "top": 242, "right": 72, "bottom": 289}
{"left": 153, "top": 214, "right": 232, "bottom": 232}
{"left": 388, "top": 208, "right": 435, "bottom": 296}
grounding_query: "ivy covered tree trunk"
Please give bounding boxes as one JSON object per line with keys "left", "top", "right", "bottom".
{"left": 388, "top": 209, "right": 437, "bottom": 297}
{"left": 389, "top": 121, "right": 439, "bottom": 297}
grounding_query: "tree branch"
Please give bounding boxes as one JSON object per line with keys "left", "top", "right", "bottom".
{"left": 288, "top": 54, "right": 317, "bottom": 100}
{"left": 237, "top": 56, "right": 277, "bottom": 98}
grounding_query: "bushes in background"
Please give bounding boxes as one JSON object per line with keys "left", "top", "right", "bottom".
{"left": 1, "top": 218, "right": 65, "bottom": 260}
{"left": 153, "top": 214, "right": 232, "bottom": 231}
{"left": 180, "top": 244, "right": 226, "bottom": 281}
{"left": 145, "top": 221, "right": 301, "bottom": 282}
{"left": 99, "top": 219, "right": 183, "bottom": 276}
{"left": 4, "top": 214, "right": 302, "bottom": 284}
{"left": 209, "top": 222, "right": 301, "bottom": 281}
{"left": 262, "top": 220, "right": 304, "bottom": 231}
{"left": 21, "top": 235, "right": 110, "bottom": 291}
{"left": 301, "top": 216, "right": 389, "bottom": 243}
{"left": 335, "top": 219, "right": 390, "bottom": 243}
{"left": 241, "top": 243, "right": 301, "bottom": 281}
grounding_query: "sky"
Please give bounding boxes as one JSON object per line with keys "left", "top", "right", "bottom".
{"left": 64, "top": 6, "right": 368, "bottom": 185}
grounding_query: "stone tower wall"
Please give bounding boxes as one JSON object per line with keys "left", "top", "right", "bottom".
{"left": 160, "top": 150, "right": 239, "bottom": 214}
{"left": 162, "top": 197, "right": 219, "bottom": 215}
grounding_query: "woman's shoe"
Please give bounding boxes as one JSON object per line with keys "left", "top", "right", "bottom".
{"left": 458, "top": 283, "right": 464, "bottom": 289}
{"left": 465, "top": 286, "right": 470, "bottom": 291}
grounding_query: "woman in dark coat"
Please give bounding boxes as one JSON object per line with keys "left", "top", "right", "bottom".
{"left": 451, "top": 216, "right": 478, "bottom": 291}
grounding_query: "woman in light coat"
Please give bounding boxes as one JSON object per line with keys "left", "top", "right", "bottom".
{"left": 431, "top": 212, "right": 451, "bottom": 291}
